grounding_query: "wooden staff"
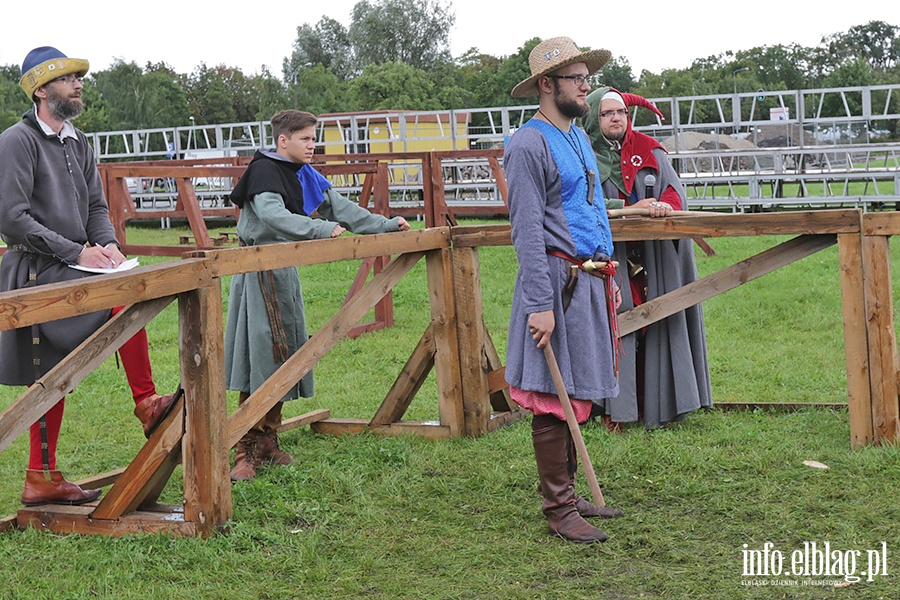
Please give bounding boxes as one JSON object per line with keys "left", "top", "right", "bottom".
{"left": 607, "top": 207, "right": 728, "bottom": 218}
{"left": 542, "top": 342, "right": 605, "bottom": 508}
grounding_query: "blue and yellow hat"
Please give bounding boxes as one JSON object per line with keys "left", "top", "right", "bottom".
{"left": 19, "top": 46, "right": 89, "bottom": 98}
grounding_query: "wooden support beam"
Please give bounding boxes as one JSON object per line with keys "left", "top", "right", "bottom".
{"left": 91, "top": 396, "right": 185, "bottom": 519}
{"left": 226, "top": 251, "right": 425, "bottom": 449}
{"left": 278, "top": 409, "right": 331, "bottom": 433}
{"left": 425, "top": 249, "right": 465, "bottom": 436}
{"left": 861, "top": 234, "right": 900, "bottom": 444}
{"left": 0, "top": 260, "right": 206, "bottom": 331}
{"left": 312, "top": 418, "right": 452, "bottom": 440}
{"left": 451, "top": 246, "right": 491, "bottom": 437}
{"left": 18, "top": 503, "right": 204, "bottom": 538}
{"left": 0, "top": 297, "right": 173, "bottom": 455}
{"left": 370, "top": 323, "right": 436, "bottom": 427}
{"left": 838, "top": 231, "right": 875, "bottom": 447}
{"left": 179, "top": 282, "right": 232, "bottom": 530}
{"left": 193, "top": 228, "right": 449, "bottom": 277}
{"left": 618, "top": 234, "right": 837, "bottom": 336}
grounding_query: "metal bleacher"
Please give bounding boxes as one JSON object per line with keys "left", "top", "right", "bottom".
{"left": 89, "top": 83, "right": 900, "bottom": 214}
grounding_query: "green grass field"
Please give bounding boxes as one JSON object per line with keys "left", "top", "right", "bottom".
{"left": 0, "top": 219, "right": 898, "bottom": 599}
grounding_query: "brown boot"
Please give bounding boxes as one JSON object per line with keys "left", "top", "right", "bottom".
{"left": 533, "top": 419, "right": 608, "bottom": 543}
{"left": 231, "top": 437, "right": 262, "bottom": 481}
{"left": 21, "top": 469, "right": 102, "bottom": 506}
{"left": 134, "top": 393, "right": 177, "bottom": 438}
{"left": 256, "top": 434, "right": 294, "bottom": 466}
{"left": 537, "top": 483, "right": 624, "bottom": 519}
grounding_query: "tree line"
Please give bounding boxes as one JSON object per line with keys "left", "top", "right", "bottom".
{"left": 0, "top": 0, "right": 898, "bottom": 135}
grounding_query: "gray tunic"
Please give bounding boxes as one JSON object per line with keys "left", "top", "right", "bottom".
{"left": 0, "top": 111, "right": 118, "bottom": 385}
{"left": 503, "top": 126, "right": 619, "bottom": 402}
{"left": 598, "top": 152, "right": 713, "bottom": 427}
{"left": 224, "top": 187, "right": 402, "bottom": 401}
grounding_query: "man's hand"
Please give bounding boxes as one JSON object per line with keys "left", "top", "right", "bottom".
{"left": 633, "top": 198, "right": 672, "bottom": 217}
{"left": 528, "top": 310, "right": 555, "bottom": 349}
{"left": 331, "top": 224, "right": 347, "bottom": 237}
{"left": 78, "top": 243, "right": 126, "bottom": 269}
{"left": 397, "top": 216, "right": 410, "bottom": 231}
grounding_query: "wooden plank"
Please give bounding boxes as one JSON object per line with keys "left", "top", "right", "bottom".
{"left": 370, "top": 324, "right": 435, "bottom": 427}
{"left": 450, "top": 224, "right": 511, "bottom": 249}
{"left": 482, "top": 323, "right": 514, "bottom": 412}
{"left": 487, "top": 156, "right": 508, "bottom": 207}
{"left": 425, "top": 249, "right": 465, "bottom": 437}
{"left": 179, "top": 283, "right": 232, "bottom": 528}
{"left": 0, "top": 297, "right": 173, "bottom": 455}
{"left": 485, "top": 410, "right": 526, "bottom": 432}
{"left": 91, "top": 396, "right": 185, "bottom": 519}
{"left": 838, "top": 231, "right": 875, "bottom": 447}
{"left": 451, "top": 247, "right": 491, "bottom": 437}
{"left": 311, "top": 418, "right": 452, "bottom": 440}
{"left": 861, "top": 235, "right": 900, "bottom": 444}
{"left": 74, "top": 468, "right": 127, "bottom": 489}
{"left": 609, "top": 209, "right": 861, "bottom": 241}
{"left": 175, "top": 179, "right": 213, "bottom": 248}
{"left": 0, "top": 514, "right": 17, "bottom": 533}
{"left": 0, "top": 260, "right": 206, "bottom": 331}
{"left": 863, "top": 211, "right": 900, "bottom": 236}
{"left": 226, "top": 251, "right": 425, "bottom": 448}
{"left": 278, "top": 409, "right": 331, "bottom": 433}
{"left": 618, "top": 234, "right": 837, "bottom": 336}
{"left": 17, "top": 504, "right": 205, "bottom": 537}
{"left": 715, "top": 402, "right": 846, "bottom": 411}
{"left": 192, "top": 228, "right": 449, "bottom": 278}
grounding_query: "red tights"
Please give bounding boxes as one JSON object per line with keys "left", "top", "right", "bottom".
{"left": 28, "top": 306, "right": 159, "bottom": 470}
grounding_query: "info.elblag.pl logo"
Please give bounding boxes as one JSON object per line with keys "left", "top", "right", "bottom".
{"left": 741, "top": 541, "right": 889, "bottom": 585}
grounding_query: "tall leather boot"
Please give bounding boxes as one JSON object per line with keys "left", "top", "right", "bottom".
{"left": 21, "top": 469, "right": 102, "bottom": 506}
{"left": 532, "top": 417, "right": 608, "bottom": 543}
{"left": 564, "top": 429, "right": 623, "bottom": 519}
{"left": 256, "top": 402, "right": 293, "bottom": 466}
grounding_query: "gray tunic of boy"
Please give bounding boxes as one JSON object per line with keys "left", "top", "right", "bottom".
{"left": 224, "top": 186, "right": 402, "bottom": 401}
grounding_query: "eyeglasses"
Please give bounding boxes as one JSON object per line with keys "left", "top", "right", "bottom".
{"left": 600, "top": 109, "right": 629, "bottom": 118}
{"left": 50, "top": 74, "right": 84, "bottom": 85}
{"left": 549, "top": 74, "right": 588, "bottom": 87}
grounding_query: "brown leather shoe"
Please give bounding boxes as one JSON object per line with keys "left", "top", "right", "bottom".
{"left": 256, "top": 434, "right": 294, "bottom": 466}
{"left": 134, "top": 393, "right": 176, "bottom": 438}
{"left": 231, "top": 438, "right": 262, "bottom": 481}
{"left": 21, "top": 469, "right": 102, "bottom": 506}
{"left": 575, "top": 495, "right": 624, "bottom": 519}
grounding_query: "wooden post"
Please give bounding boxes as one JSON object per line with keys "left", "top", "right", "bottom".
{"left": 450, "top": 246, "right": 492, "bottom": 436}
{"left": 425, "top": 249, "right": 465, "bottom": 436}
{"left": 860, "top": 234, "right": 900, "bottom": 444}
{"left": 838, "top": 231, "right": 875, "bottom": 447}
{"left": 179, "top": 279, "right": 232, "bottom": 532}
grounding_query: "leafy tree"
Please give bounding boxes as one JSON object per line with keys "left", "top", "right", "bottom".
{"left": 290, "top": 65, "right": 347, "bottom": 115}
{"left": 596, "top": 56, "right": 636, "bottom": 93}
{"left": 0, "top": 64, "right": 31, "bottom": 132}
{"left": 185, "top": 64, "right": 237, "bottom": 125}
{"left": 347, "top": 61, "right": 441, "bottom": 111}
{"left": 252, "top": 66, "right": 292, "bottom": 121}
{"left": 285, "top": 17, "right": 354, "bottom": 81}
{"left": 349, "top": 0, "right": 454, "bottom": 72}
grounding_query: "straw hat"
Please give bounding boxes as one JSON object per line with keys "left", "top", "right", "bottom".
{"left": 19, "top": 46, "right": 89, "bottom": 99}
{"left": 511, "top": 37, "right": 611, "bottom": 98}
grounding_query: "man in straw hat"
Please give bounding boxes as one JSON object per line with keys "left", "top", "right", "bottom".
{"left": 581, "top": 88, "right": 712, "bottom": 430}
{"left": 0, "top": 46, "right": 175, "bottom": 506}
{"left": 504, "top": 37, "right": 625, "bottom": 543}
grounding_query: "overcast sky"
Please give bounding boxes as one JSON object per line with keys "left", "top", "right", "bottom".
{"left": 1, "top": 1, "right": 895, "bottom": 80}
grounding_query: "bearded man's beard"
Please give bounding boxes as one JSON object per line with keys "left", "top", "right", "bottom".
{"left": 553, "top": 82, "right": 589, "bottom": 120}
{"left": 45, "top": 86, "right": 84, "bottom": 121}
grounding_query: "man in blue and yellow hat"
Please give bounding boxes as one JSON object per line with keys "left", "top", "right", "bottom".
{"left": 0, "top": 47, "right": 175, "bottom": 507}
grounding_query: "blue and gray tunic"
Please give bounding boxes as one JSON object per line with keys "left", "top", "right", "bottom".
{"left": 504, "top": 119, "right": 619, "bottom": 403}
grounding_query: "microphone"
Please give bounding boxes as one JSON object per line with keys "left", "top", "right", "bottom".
{"left": 644, "top": 174, "right": 656, "bottom": 200}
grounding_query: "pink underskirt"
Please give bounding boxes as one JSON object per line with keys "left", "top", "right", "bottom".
{"left": 509, "top": 386, "right": 593, "bottom": 424}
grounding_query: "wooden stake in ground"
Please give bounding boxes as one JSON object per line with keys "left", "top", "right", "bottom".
{"left": 542, "top": 342, "right": 606, "bottom": 508}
